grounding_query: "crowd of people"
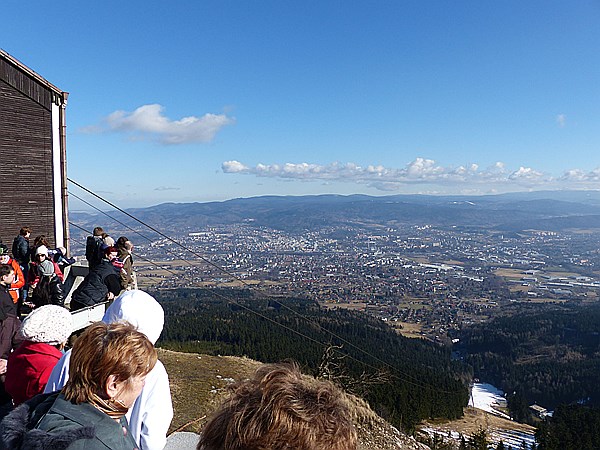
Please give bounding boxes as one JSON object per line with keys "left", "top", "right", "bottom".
{"left": 0, "top": 225, "right": 357, "bottom": 450}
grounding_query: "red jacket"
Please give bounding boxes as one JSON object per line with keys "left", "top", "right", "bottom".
{"left": 27, "top": 261, "right": 64, "bottom": 287}
{"left": 5, "top": 340, "right": 63, "bottom": 405}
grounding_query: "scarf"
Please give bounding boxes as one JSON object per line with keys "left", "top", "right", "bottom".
{"left": 88, "top": 393, "right": 129, "bottom": 420}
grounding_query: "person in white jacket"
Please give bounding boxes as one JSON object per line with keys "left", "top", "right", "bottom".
{"left": 44, "top": 289, "right": 173, "bottom": 450}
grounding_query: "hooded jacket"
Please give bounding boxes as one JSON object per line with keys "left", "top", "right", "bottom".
{"left": 5, "top": 341, "right": 63, "bottom": 406}
{"left": 69, "top": 259, "right": 120, "bottom": 308}
{"left": 44, "top": 290, "right": 173, "bottom": 450}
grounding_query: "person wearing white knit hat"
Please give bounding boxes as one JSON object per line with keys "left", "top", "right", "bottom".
{"left": 4, "top": 305, "right": 72, "bottom": 405}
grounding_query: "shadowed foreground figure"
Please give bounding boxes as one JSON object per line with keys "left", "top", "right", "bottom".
{"left": 197, "top": 362, "right": 357, "bottom": 450}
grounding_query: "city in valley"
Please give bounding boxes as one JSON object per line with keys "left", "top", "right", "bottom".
{"left": 111, "top": 220, "right": 600, "bottom": 343}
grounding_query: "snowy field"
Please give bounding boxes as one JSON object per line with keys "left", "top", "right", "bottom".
{"left": 469, "top": 383, "right": 511, "bottom": 419}
{"left": 421, "top": 382, "right": 537, "bottom": 448}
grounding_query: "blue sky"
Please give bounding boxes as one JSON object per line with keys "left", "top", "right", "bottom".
{"left": 3, "top": 1, "right": 600, "bottom": 207}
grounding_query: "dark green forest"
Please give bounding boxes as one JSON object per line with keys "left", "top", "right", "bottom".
{"left": 154, "top": 288, "right": 469, "bottom": 430}
{"left": 536, "top": 404, "right": 600, "bottom": 450}
{"left": 461, "top": 303, "right": 600, "bottom": 419}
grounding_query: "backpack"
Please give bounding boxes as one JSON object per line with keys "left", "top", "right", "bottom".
{"left": 85, "top": 236, "right": 104, "bottom": 267}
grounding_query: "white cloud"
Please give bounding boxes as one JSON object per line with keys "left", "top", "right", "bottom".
{"left": 508, "top": 167, "right": 546, "bottom": 182}
{"left": 560, "top": 168, "right": 600, "bottom": 182}
{"left": 97, "top": 104, "right": 234, "bottom": 144}
{"left": 556, "top": 114, "right": 566, "bottom": 127}
{"left": 222, "top": 160, "right": 249, "bottom": 173}
{"left": 223, "top": 157, "right": 600, "bottom": 192}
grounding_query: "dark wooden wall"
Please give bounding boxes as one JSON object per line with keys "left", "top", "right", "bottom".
{"left": 0, "top": 77, "right": 56, "bottom": 250}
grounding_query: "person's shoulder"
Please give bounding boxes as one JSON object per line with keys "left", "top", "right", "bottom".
{"left": 148, "top": 359, "right": 169, "bottom": 382}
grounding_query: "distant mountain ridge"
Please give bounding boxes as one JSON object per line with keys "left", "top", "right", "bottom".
{"left": 71, "top": 190, "right": 600, "bottom": 233}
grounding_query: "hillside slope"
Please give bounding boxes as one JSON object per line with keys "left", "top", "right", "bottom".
{"left": 158, "top": 348, "right": 430, "bottom": 450}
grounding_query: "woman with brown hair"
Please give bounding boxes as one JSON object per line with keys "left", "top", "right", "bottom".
{"left": 1, "top": 321, "right": 157, "bottom": 450}
{"left": 197, "top": 362, "right": 357, "bottom": 450}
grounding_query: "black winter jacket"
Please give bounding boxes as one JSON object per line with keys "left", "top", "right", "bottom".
{"left": 30, "top": 275, "right": 65, "bottom": 308}
{"left": 11, "top": 236, "right": 29, "bottom": 267}
{"left": 70, "top": 259, "right": 120, "bottom": 308}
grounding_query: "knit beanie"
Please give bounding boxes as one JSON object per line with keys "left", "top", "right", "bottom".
{"left": 35, "top": 245, "right": 49, "bottom": 256}
{"left": 20, "top": 305, "right": 73, "bottom": 345}
{"left": 38, "top": 260, "right": 55, "bottom": 276}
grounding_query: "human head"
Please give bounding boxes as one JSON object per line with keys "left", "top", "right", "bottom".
{"left": 102, "top": 290, "right": 164, "bottom": 344}
{"left": 19, "top": 227, "right": 31, "bottom": 237}
{"left": 33, "top": 235, "right": 50, "bottom": 248}
{"left": 116, "top": 236, "right": 128, "bottom": 250}
{"left": 20, "top": 305, "right": 73, "bottom": 346}
{"left": 62, "top": 321, "right": 157, "bottom": 405}
{"left": 197, "top": 362, "right": 358, "bottom": 450}
{"left": 0, "top": 244, "right": 10, "bottom": 264}
{"left": 0, "top": 264, "right": 15, "bottom": 286}
{"left": 35, "top": 245, "right": 49, "bottom": 257}
{"left": 103, "top": 235, "right": 115, "bottom": 247}
{"left": 104, "top": 246, "right": 118, "bottom": 260}
{"left": 93, "top": 227, "right": 104, "bottom": 237}
{"left": 38, "top": 259, "right": 55, "bottom": 276}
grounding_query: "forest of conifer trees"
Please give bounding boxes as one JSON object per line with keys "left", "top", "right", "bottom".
{"left": 154, "top": 287, "right": 469, "bottom": 430}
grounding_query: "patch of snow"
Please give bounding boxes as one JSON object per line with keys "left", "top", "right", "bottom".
{"left": 491, "top": 429, "right": 536, "bottom": 448}
{"left": 469, "top": 383, "right": 511, "bottom": 419}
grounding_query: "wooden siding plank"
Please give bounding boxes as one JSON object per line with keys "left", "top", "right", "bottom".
{"left": 0, "top": 79, "right": 56, "bottom": 248}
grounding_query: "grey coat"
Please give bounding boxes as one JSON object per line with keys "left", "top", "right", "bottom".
{"left": 1, "top": 393, "right": 138, "bottom": 450}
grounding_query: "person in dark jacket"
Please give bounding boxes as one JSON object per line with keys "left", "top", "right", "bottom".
{"left": 0, "top": 265, "right": 21, "bottom": 378}
{"left": 29, "top": 260, "right": 65, "bottom": 308}
{"left": 11, "top": 228, "right": 30, "bottom": 270}
{"left": 85, "top": 226, "right": 106, "bottom": 269}
{"left": 0, "top": 321, "right": 157, "bottom": 450}
{"left": 70, "top": 247, "right": 121, "bottom": 312}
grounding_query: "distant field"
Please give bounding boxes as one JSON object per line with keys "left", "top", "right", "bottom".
{"left": 494, "top": 268, "right": 524, "bottom": 279}
{"left": 528, "top": 298, "right": 567, "bottom": 304}
{"left": 392, "top": 321, "right": 424, "bottom": 339}
{"left": 443, "top": 259, "right": 464, "bottom": 266}
{"left": 321, "top": 300, "right": 367, "bottom": 311}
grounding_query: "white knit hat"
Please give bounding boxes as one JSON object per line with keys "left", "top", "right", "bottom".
{"left": 20, "top": 305, "right": 73, "bottom": 345}
{"left": 35, "top": 245, "right": 49, "bottom": 256}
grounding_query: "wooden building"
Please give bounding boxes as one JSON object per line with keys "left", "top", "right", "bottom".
{"left": 0, "top": 49, "right": 69, "bottom": 250}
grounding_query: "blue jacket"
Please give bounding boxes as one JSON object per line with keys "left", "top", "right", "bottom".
{"left": 11, "top": 235, "right": 29, "bottom": 267}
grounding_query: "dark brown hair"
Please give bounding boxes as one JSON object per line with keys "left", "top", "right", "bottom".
{"left": 116, "top": 236, "right": 129, "bottom": 250}
{"left": 197, "top": 362, "right": 357, "bottom": 450}
{"left": 62, "top": 321, "right": 157, "bottom": 404}
{"left": 33, "top": 235, "right": 50, "bottom": 248}
{"left": 0, "top": 264, "right": 14, "bottom": 279}
{"left": 19, "top": 227, "right": 31, "bottom": 236}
